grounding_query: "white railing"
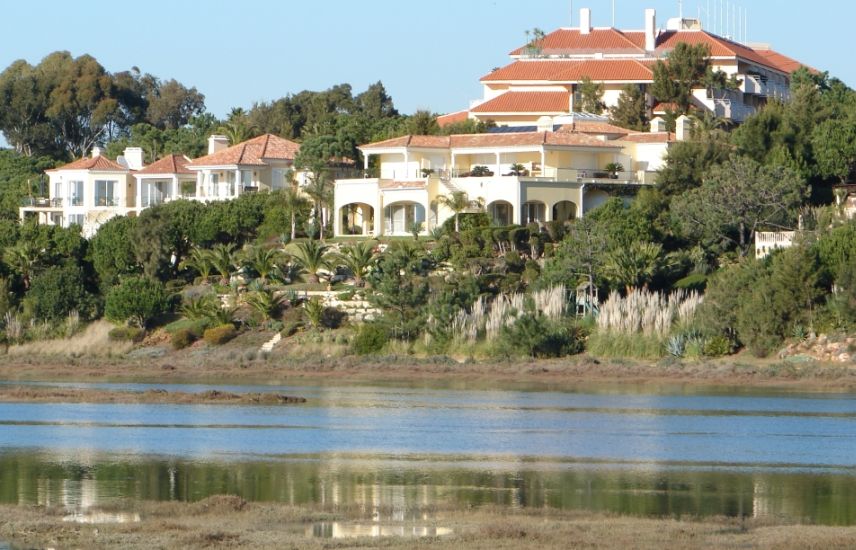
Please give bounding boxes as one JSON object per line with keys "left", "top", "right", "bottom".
{"left": 755, "top": 231, "right": 795, "bottom": 259}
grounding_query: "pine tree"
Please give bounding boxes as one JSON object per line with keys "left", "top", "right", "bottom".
{"left": 609, "top": 85, "right": 649, "bottom": 131}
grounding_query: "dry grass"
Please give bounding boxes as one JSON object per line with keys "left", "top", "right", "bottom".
{"left": 1, "top": 501, "right": 854, "bottom": 550}
{"left": 5, "top": 320, "right": 132, "bottom": 358}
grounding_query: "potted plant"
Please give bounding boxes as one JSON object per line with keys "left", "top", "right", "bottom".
{"left": 605, "top": 162, "right": 624, "bottom": 179}
{"left": 420, "top": 168, "right": 435, "bottom": 178}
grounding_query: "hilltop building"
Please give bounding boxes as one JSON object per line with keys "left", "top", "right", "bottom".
{"left": 439, "top": 7, "right": 810, "bottom": 127}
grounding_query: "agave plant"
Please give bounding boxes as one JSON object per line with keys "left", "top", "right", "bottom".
{"left": 333, "top": 241, "right": 377, "bottom": 287}
{"left": 291, "top": 240, "right": 330, "bottom": 284}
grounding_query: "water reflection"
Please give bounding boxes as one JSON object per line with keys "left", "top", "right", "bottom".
{"left": 1, "top": 452, "right": 855, "bottom": 525}
{"left": 309, "top": 522, "right": 453, "bottom": 539}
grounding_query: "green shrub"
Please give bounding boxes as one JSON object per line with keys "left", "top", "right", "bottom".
{"left": 164, "top": 318, "right": 209, "bottom": 337}
{"left": 108, "top": 326, "right": 145, "bottom": 343}
{"left": 703, "top": 335, "right": 733, "bottom": 357}
{"left": 203, "top": 324, "right": 238, "bottom": 345}
{"left": 673, "top": 273, "right": 708, "bottom": 292}
{"left": 351, "top": 323, "right": 388, "bottom": 355}
{"left": 105, "top": 276, "right": 170, "bottom": 328}
{"left": 586, "top": 332, "right": 665, "bottom": 360}
{"left": 498, "top": 315, "right": 586, "bottom": 358}
{"left": 26, "top": 264, "right": 96, "bottom": 321}
{"left": 171, "top": 328, "right": 196, "bottom": 350}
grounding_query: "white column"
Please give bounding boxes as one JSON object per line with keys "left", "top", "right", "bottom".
{"left": 451, "top": 152, "right": 456, "bottom": 176}
{"left": 579, "top": 184, "right": 586, "bottom": 218}
{"left": 234, "top": 169, "right": 241, "bottom": 198}
{"left": 136, "top": 178, "right": 143, "bottom": 213}
{"left": 495, "top": 152, "right": 501, "bottom": 176}
{"left": 403, "top": 151, "right": 410, "bottom": 180}
{"left": 363, "top": 153, "right": 370, "bottom": 173}
{"left": 197, "top": 171, "right": 205, "bottom": 199}
{"left": 172, "top": 176, "right": 179, "bottom": 201}
{"left": 540, "top": 149, "right": 546, "bottom": 176}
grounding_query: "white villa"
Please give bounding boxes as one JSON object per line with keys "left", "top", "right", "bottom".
{"left": 19, "top": 133, "right": 303, "bottom": 237}
{"left": 438, "top": 7, "right": 810, "bottom": 128}
{"left": 334, "top": 115, "right": 686, "bottom": 237}
{"left": 187, "top": 134, "right": 302, "bottom": 200}
{"left": 20, "top": 146, "right": 143, "bottom": 238}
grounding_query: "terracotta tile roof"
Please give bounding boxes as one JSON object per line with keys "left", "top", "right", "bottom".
{"left": 361, "top": 135, "right": 451, "bottom": 150}
{"left": 49, "top": 155, "right": 128, "bottom": 172}
{"left": 379, "top": 180, "right": 428, "bottom": 190}
{"left": 652, "top": 102, "right": 680, "bottom": 113}
{"left": 436, "top": 110, "right": 470, "bottom": 127}
{"left": 754, "top": 49, "right": 815, "bottom": 74}
{"left": 482, "top": 59, "right": 654, "bottom": 82}
{"left": 620, "top": 132, "right": 676, "bottom": 143}
{"left": 510, "top": 28, "right": 646, "bottom": 56}
{"left": 188, "top": 134, "right": 300, "bottom": 167}
{"left": 656, "top": 31, "right": 787, "bottom": 74}
{"left": 559, "top": 120, "right": 631, "bottom": 135}
{"left": 471, "top": 91, "right": 570, "bottom": 113}
{"left": 361, "top": 131, "right": 619, "bottom": 151}
{"left": 135, "top": 154, "right": 194, "bottom": 176}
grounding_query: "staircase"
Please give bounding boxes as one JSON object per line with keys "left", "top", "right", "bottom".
{"left": 259, "top": 333, "right": 281, "bottom": 354}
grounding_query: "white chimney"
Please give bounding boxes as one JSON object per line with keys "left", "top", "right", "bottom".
{"left": 122, "top": 147, "right": 145, "bottom": 170}
{"left": 645, "top": 9, "right": 657, "bottom": 51}
{"left": 650, "top": 117, "right": 667, "bottom": 133}
{"left": 207, "top": 135, "right": 230, "bottom": 155}
{"left": 580, "top": 8, "right": 592, "bottom": 35}
{"left": 91, "top": 146, "right": 102, "bottom": 158}
{"left": 675, "top": 115, "right": 692, "bottom": 141}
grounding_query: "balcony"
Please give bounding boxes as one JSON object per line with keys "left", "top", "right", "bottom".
{"left": 742, "top": 75, "right": 764, "bottom": 95}
{"left": 94, "top": 196, "right": 120, "bottom": 207}
{"left": 20, "top": 197, "right": 63, "bottom": 209}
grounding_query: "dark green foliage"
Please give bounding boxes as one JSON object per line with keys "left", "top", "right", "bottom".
{"left": 650, "top": 43, "right": 713, "bottom": 114}
{"left": 498, "top": 315, "right": 586, "bottom": 358}
{"left": 367, "top": 242, "right": 430, "bottom": 340}
{"left": 673, "top": 273, "right": 708, "bottom": 292}
{"left": 351, "top": 323, "right": 389, "bottom": 355}
{"left": 0, "top": 151, "right": 55, "bottom": 220}
{"left": 133, "top": 200, "right": 204, "bottom": 280}
{"left": 105, "top": 276, "right": 170, "bottom": 327}
{"left": 25, "top": 263, "right": 95, "bottom": 321}
{"left": 609, "top": 84, "right": 649, "bottom": 131}
{"left": 656, "top": 139, "right": 731, "bottom": 196}
{"left": 89, "top": 216, "right": 139, "bottom": 288}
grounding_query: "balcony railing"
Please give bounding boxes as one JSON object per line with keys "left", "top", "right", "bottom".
{"left": 20, "top": 197, "right": 63, "bottom": 208}
{"left": 94, "top": 196, "right": 120, "bottom": 207}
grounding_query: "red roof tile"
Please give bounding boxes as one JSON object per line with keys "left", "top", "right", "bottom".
{"left": 471, "top": 91, "right": 570, "bottom": 113}
{"left": 560, "top": 120, "right": 631, "bottom": 135}
{"left": 655, "top": 31, "right": 786, "bottom": 73}
{"left": 510, "top": 28, "right": 646, "bottom": 56}
{"left": 652, "top": 102, "right": 680, "bottom": 113}
{"left": 49, "top": 155, "right": 128, "bottom": 172}
{"left": 754, "top": 49, "right": 814, "bottom": 74}
{"left": 361, "top": 132, "right": 619, "bottom": 151}
{"left": 436, "top": 110, "right": 470, "bottom": 127}
{"left": 482, "top": 59, "right": 654, "bottom": 83}
{"left": 621, "top": 132, "right": 676, "bottom": 143}
{"left": 189, "top": 134, "right": 300, "bottom": 167}
{"left": 135, "top": 154, "right": 194, "bottom": 176}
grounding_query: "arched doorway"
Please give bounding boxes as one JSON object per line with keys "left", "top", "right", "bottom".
{"left": 339, "top": 203, "right": 374, "bottom": 235}
{"left": 487, "top": 200, "right": 514, "bottom": 226}
{"left": 384, "top": 201, "right": 425, "bottom": 235}
{"left": 552, "top": 201, "right": 577, "bottom": 222}
{"left": 521, "top": 201, "right": 546, "bottom": 225}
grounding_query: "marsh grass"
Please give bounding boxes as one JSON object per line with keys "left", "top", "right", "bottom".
{"left": 586, "top": 332, "right": 666, "bottom": 360}
{"left": 5, "top": 320, "right": 133, "bottom": 357}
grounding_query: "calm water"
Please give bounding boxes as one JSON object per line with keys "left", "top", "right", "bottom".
{"left": 1, "top": 381, "right": 855, "bottom": 524}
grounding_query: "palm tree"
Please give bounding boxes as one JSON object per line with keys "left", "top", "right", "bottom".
{"left": 209, "top": 244, "right": 237, "bottom": 286}
{"left": 436, "top": 191, "right": 485, "bottom": 233}
{"left": 291, "top": 240, "right": 330, "bottom": 284}
{"left": 279, "top": 185, "right": 309, "bottom": 242}
{"left": 217, "top": 120, "right": 258, "bottom": 145}
{"left": 242, "top": 246, "right": 286, "bottom": 285}
{"left": 603, "top": 241, "right": 664, "bottom": 291}
{"left": 333, "top": 241, "right": 377, "bottom": 287}
{"left": 303, "top": 167, "right": 333, "bottom": 242}
{"left": 244, "top": 289, "right": 285, "bottom": 323}
{"left": 3, "top": 243, "right": 42, "bottom": 290}
{"left": 179, "top": 248, "right": 214, "bottom": 285}
{"left": 181, "top": 294, "right": 219, "bottom": 320}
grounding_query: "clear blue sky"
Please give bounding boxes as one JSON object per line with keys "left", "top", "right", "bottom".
{"left": 0, "top": 0, "right": 851, "bottom": 119}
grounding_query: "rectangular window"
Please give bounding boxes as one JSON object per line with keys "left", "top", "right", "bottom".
{"left": 207, "top": 173, "right": 219, "bottom": 197}
{"left": 241, "top": 170, "right": 253, "bottom": 188}
{"left": 68, "top": 214, "right": 84, "bottom": 227}
{"left": 94, "top": 180, "right": 116, "bottom": 206}
{"left": 69, "top": 180, "right": 84, "bottom": 206}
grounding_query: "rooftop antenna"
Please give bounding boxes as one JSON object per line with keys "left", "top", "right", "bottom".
{"left": 679, "top": 0, "right": 683, "bottom": 19}
{"left": 612, "top": 0, "right": 616, "bottom": 27}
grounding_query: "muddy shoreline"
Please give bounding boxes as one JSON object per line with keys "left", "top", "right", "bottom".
{"left": 0, "top": 386, "right": 306, "bottom": 405}
{"left": 1, "top": 353, "right": 855, "bottom": 393}
{"left": 1, "top": 498, "right": 854, "bottom": 550}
